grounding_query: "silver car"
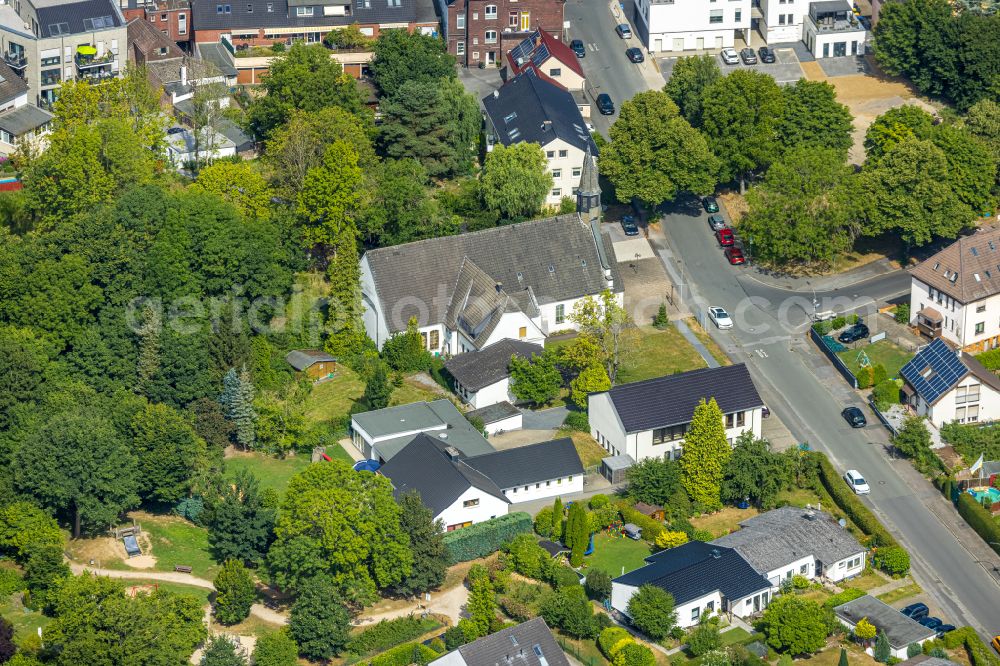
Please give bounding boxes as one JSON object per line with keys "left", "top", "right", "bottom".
{"left": 720, "top": 48, "right": 739, "bottom": 65}
{"left": 708, "top": 214, "right": 726, "bottom": 230}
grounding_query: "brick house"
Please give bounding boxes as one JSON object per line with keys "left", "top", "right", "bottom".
{"left": 436, "top": 0, "right": 564, "bottom": 67}
{"left": 121, "top": 0, "right": 192, "bottom": 47}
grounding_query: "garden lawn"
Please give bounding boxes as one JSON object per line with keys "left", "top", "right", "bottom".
{"left": 843, "top": 569, "right": 889, "bottom": 592}
{"left": 877, "top": 581, "right": 922, "bottom": 605}
{"left": 836, "top": 339, "right": 914, "bottom": 380}
{"left": 719, "top": 627, "right": 753, "bottom": 646}
{"left": 582, "top": 533, "right": 652, "bottom": 576}
{"left": 302, "top": 367, "right": 445, "bottom": 425}
{"left": 558, "top": 429, "right": 608, "bottom": 468}
{"left": 689, "top": 507, "right": 758, "bottom": 539}
{"left": 139, "top": 513, "right": 220, "bottom": 580}
{"left": 123, "top": 580, "right": 213, "bottom": 605}
{"left": 0, "top": 592, "right": 50, "bottom": 641}
{"left": 797, "top": 642, "right": 879, "bottom": 666}
{"left": 686, "top": 318, "right": 731, "bottom": 367}
{"left": 225, "top": 452, "right": 314, "bottom": 498}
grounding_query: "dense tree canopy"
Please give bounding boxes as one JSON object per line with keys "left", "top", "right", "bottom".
{"left": 663, "top": 55, "right": 721, "bottom": 127}
{"left": 777, "top": 80, "right": 854, "bottom": 154}
{"left": 369, "top": 30, "right": 457, "bottom": 98}
{"left": 204, "top": 469, "right": 278, "bottom": 567}
{"left": 721, "top": 433, "right": 791, "bottom": 509}
{"left": 480, "top": 143, "right": 553, "bottom": 220}
{"left": 679, "top": 398, "right": 729, "bottom": 511}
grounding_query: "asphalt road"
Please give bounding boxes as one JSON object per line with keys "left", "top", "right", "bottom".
{"left": 658, "top": 199, "right": 1000, "bottom": 641}
{"left": 566, "top": 0, "right": 651, "bottom": 135}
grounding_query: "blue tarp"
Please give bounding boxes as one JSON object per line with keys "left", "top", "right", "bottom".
{"left": 123, "top": 535, "right": 141, "bottom": 557}
{"left": 353, "top": 459, "right": 381, "bottom": 473}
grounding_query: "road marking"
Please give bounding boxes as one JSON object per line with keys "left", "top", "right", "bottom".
{"left": 588, "top": 43, "right": 599, "bottom": 52}
{"left": 755, "top": 349, "right": 768, "bottom": 358}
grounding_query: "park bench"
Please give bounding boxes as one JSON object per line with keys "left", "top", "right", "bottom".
{"left": 174, "top": 565, "right": 193, "bottom": 574}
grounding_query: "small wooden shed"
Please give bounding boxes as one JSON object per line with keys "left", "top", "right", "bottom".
{"left": 285, "top": 349, "right": 337, "bottom": 380}
{"left": 633, "top": 502, "right": 665, "bottom": 522}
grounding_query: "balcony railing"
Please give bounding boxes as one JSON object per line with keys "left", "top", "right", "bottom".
{"left": 77, "top": 69, "right": 117, "bottom": 82}
{"left": 75, "top": 51, "right": 115, "bottom": 69}
{"left": 4, "top": 53, "right": 26, "bottom": 70}
{"left": 806, "top": 12, "right": 864, "bottom": 33}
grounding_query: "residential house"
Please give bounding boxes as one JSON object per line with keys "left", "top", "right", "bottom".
{"left": 127, "top": 14, "right": 183, "bottom": 64}
{"left": 908, "top": 225, "right": 1000, "bottom": 352}
{"left": 611, "top": 541, "right": 774, "bottom": 629}
{"left": 588, "top": 364, "right": 765, "bottom": 462}
{"left": 359, "top": 172, "right": 618, "bottom": 355}
{"left": 0, "top": 0, "right": 128, "bottom": 107}
{"left": 899, "top": 338, "right": 1000, "bottom": 428}
{"left": 429, "top": 618, "right": 570, "bottom": 666}
{"left": 483, "top": 73, "right": 596, "bottom": 206}
{"left": 284, "top": 349, "right": 336, "bottom": 380}
{"left": 349, "top": 399, "right": 495, "bottom": 463}
{"left": 632, "top": 0, "right": 750, "bottom": 54}
{"left": 502, "top": 28, "right": 583, "bottom": 91}
{"left": 0, "top": 58, "right": 51, "bottom": 155}
{"left": 834, "top": 595, "right": 937, "bottom": 660}
{"left": 165, "top": 124, "right": 235, "bottom": 168}
{"left": 711, "top": 507, "right": 867, "bottom": 585}
{"left": 464, "top": 401, "right": 521, "bottom": 435}
{"left": 437, "top": 0, "right": 564, "bottom": 67}
{"left": 758, "top": 0, "right": 865, "bottom": 58}
{"left": 444, "top": 338, "right": 543, "bottom": 409}
{"left": 120, "top": 0, "right": 191, "bottom": 46}
{"left": 378, "top": 434, "right": 583, "bottom": 529}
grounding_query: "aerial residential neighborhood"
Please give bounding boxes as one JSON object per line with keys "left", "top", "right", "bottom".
{"left": 0, "top": 0, "right": 998, "bottom": 663}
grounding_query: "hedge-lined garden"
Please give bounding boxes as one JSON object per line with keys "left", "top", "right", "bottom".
{"left": 442, "top": 512, "right": 533, "bottom": 563}
{"left": 956, "top": 493, "right": 1000, "bottom": 557}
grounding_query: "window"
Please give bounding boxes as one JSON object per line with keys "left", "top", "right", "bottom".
{"left": 456, "top": 40, "right": 465, "bottom": 55}
{"left": 40, "top": 68, "right": 60, "bottom": 86}
{"left": 556, "top": 304, "right": 565, "bottom": 324}
{"left": 473, "top": 37, "right": 479, "bottom": 44}
{"left": 546, "top": 480, "right": 551, "bottom": 486}
{"left": 473, "top": 50, "right": 480, "bottom": 60}
{"left": 557, "top": 477, "right": 562, "bottom": 484}
{"left": 558, "top": 149, "right": 568, "bottom": 157}
{"left": 957, "top": 406, "right": 967, "bottom": 422}
{"left": 691, "top": 607, "right": 700, "bottom": 622}
{"left": 463, "top": 498, "right": 479, "bottom": 508}
{"left": 429, "top": 329, "right": 439, "bottom": 349}
{"left": 572, "top": 167, "right": 581, "bottom": 177}
{"left": 546, "top": 150, "right": 555, "bottom": 158}
{"left": 40, "top": 55, "right": 59, "bottom": 66}
{"left": 178, "top": 12, "right": 187, "bottom": 31}
{"left": 484, "top": 4, "right": 497, "bottom": 18}
{"left": 653, "top": 425, "right": 687, "bottom": 444}
{"left": 976, "top": 322, "right": 985, "bottom": 334}
{"left": 472, "top": 11, "right": 478, "bottom": 19}
{"left": 778, "top": 13, "right": 785, "bottom": 24}
{"left": 549, "top": 67, "right": 561, "bottom": 76}
{"left": 388, "top": 0, "right": 401, "bottom": 7}
{"left": 725, "top": 411, "right": 745, "bottom": 428}
{"left": 509, "top": 11, "right": 519, "bottom": 26}
{"left": 265, "top": 3, "right": 272, "bottom": 10}
{"left": 296, "top": 6, "right": 314, "bottom": 15}
{"left": 0, "top": 129, "right": 13, "bottom": 145}
{"left": 217, "top": 4, "right": 224, "bottom": 12}
{"left": 456, "top": 12, "right": 465, "bottom": 28}
{"left": 568, "top": 476, "right": 573, "bottom": 482}
{"left": 552, "top": 169, "right": 561, "bottom": 178}
{"left": 160, "top": 12, "right": 168, "bottom": 19}
{"left": 706, "top": 601, "right": 714, "bottom": 612}
{"left": 536, "top": 483, "right": 540, "bottom": 488}
{"left": 709, "top": 8, "right": 723, "bottom": 22}
{"left": 519, "top": 326, "right": 527, "bottom": 338}
{"left": 551, "top": 189, "right": 560, "bottom": 197}
{"left": 734, "top": 9, "right": 741, "bottom": 20}
{"left": 519, "top": 11, "right": 530, "bottom": 30}
{"left": 800, "top": 564, "right": 808, "bottom": 574}
{"left": 247, "top": 4, "right": 252, "bottom": 11}
{"left": 978, "top": 304, "right": 986, "bottom": 313}
{"left": 484, "top": 30, "right": 497, "bottom": 43}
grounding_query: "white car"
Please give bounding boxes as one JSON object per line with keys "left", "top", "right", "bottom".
{"left": 709, "top": 306, "right": 733, "bottom": 330}
{"left": 844, "top": 469, "right": 870, "bottom": 495}
{"left": 720, "top": 48, "right": 740, "bottom": 65}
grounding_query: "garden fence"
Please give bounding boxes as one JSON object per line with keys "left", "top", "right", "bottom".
{"left": 809, "top": 327, "right": 858, "bottom": 389}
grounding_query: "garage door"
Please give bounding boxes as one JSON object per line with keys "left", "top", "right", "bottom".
{"left": 696, "top": 37, "right": 705, "bottom": 49}
{"left": 715, "top": 35, "right": 723, "bottom": 48}
{"left": 673, "top": 37, "right": 684, "bottom": 50}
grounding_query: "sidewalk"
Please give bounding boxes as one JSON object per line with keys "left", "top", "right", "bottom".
{"left": 747, "top": 257, "right": 901, "bottom": 293}
{"left": 675, "top": 318, "right": 719, "bottom": 369}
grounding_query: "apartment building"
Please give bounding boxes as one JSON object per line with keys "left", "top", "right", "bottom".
{"left": 436, "top": 0, "right": 563, "bottom": 66}
{"left": 0, "top": 0, "right": 127, "bottom": 107}
{"left": 633, "top": 0, "right": 751, "bottom": 53}
{"left": 120, "top": 0, "right": 190, "bottom": 46}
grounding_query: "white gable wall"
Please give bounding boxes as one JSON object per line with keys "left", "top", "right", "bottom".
{"left": 456, "top": 377, "right": 514, "bottom": 410}
{"left": 360, "top": 254, "right": 391, "bottom": 349}
{"left": 920, "top": 374, "right": 1000, "bottom": 428}
{"left": 502, "top": 472, "right": 583, "bottom": 504}
{"left": 437, "top": 486, "right": 509, "bottom": 531}
{"left": 763, "top": 554, "right": 815, "bottom": 587}
{"left": 729, "top": 587, "right": 775, "bottom": 620}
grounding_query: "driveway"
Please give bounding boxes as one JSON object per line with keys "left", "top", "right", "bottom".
{"left": 660, "top": 47, "right": 804, "bottom": 85}
{"left": 522, "top": 406, "right": 569, "bottom": 430}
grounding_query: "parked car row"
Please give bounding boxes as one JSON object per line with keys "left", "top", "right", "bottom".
{"left": 720, "top": 46, "right": 777, "bottom": 66}
{"left": 899, "top": 603, "right": 956, "bottom": 639}
{"left": 703, "top": 196, "right": 746, "bottom": 265}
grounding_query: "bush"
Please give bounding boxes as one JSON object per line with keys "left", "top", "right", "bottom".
{"left": 894, "top": 304, "right": 910, "bottom": 324}
{"left": 957, "top": 492, "right": 1000, "bottom": 556}
{"left": 534, "top": 507, "right": 554, "bottom": 537}
{"left": 442, "top": 513, "right": 533, "bottom": 563}
{"left": 540, "top": 586, "right": 595, "bottom": 639}
{"left": 654, "top": 530, "right": 688, "bottom": 550}
{"left": 616, "top": 501, "right": 665, "bottom": 542}
{"left": 252, "top": 630, "right": 298, "bottom": 666}
{"left": 499, "top": 596, "right": 533, "bottom": 622}
{"left": 213, "top": 560, "right": 256, "bottom": 625}
{"left": 626, "top": 585, "right": 676, "bottom": 640}
{"left": 872, "top": 380, "right": 901, "bottom": 410}
{"left": 549, "top": 566, "right": 582, "bottom": 590}
{"left": 443, "top": 626, "right": 466, "bottom": 650}
{"left": 503, "top": 534, "right": 551, "bottom": 581}
{"left": 348, "top": 616, "right": 440, "bottom": 656}
{"left": 613, "top": 643, "right": 656, "bottom": 666}
{"left": 564, "top": 411, "right": 591, "bottom": 432}
{"left": 369, "top": 642, "right": 441, "bottom": 666}
{"left": 688, "top": 622, "right": 721, "bottom": 656}
{"left": 791, "top": 574, "right": 810, "bottom": 589}
{"left": 941, "top": 627, "right": 998, "bottom": 666}
{"left": 598, "top": 627, "right": 633, "bottom": 659}
{"left": 0, "top": 568, "right": 24, "bottom": 597}
{"left": 822, "top": 587, "right": 865, "bottom": 609}
{"left": 857, "top": 365, "right": 875, "bottom": 389}
{"left": 653, "top": 303, "right": 670, "bottom": 329}
{"left": 584, "top": 568, "right": 612, "bottom": 601}
{"left": 976, "top": 348, "right": 1000, "bottom": 371}
{"left": 690, "top": 529, "right": 714, "bottom": 542}
{"left": 873, "top": 545, "right": 910, "bottom": 576}
{"left": 872, "top": 364, "right": 888, "bottom": 386}
{"left": 589, "top": 494, "right": 610, "bottom": 509}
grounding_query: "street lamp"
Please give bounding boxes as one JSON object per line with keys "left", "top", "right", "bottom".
{"left": 806, "top": 280, "right": 818, "bottom": 312}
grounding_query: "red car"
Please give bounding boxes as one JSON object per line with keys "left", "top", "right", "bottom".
{"left": 716, "top": 228, "right": 735, "bottom": 247}
{"left": 725, "top": 247, "right": 746, "bottom": 265}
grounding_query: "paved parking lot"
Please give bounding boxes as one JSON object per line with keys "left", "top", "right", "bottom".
{"left": 817, "top": 55, "right": 870, "bottom": 77}
{"left": 660, "top": 47, "right": 804, "bottom": 85}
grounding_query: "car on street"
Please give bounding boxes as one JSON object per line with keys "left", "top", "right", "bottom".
{"left": 991, "top": 635, "right": 1000, "bottom": 655}
{"left": 844, "top": 469, "right": 870, "bottom": 495}
{"left": 901, "top": 603, "right": 929, "bottom": 621}
{"left": 620, "top": 215, "right": 639, "bottom": 236}
{"left": 626, "top": 47, "right": 644, "bottom": 63}
{"left": 615, "top": 23, "right": 632, "bottom": 39}
{"left": 724, "top": 247, "right": 745, "bottom": 265}
{"left": 841, "top": 406, "right": 867, "bottom": 428}
{"left": 716, "top": 228, "right": 735, "bottom": 246}
{"left": 720, "top": 47, "right": 739, "bottom": 65}
{"left": 708, "top": 214, "right": 726, "bottom": 230}
{"left": 709, "top": 306, "right": 733, "bottom": 329}
{"left": 919, "top": 617, "right": 943, "bottom": 631}
{"left": 570, "top": 39, "right": 585, "bottom": 57}
{"left": 838, "top": 322, "right": 870, "bottom": 343}
{"left": 596, "top": 93, "right": 615, "bottom": 115}
{"left": 936, "top": 624, "right": 955, "bottom": 638}
{"left": 758, "top": 46, "right": 776, "bottom": 63}
{"left": 702, "top": 196, "right": 719, "bottom": 213}
{"left": 740, "top": 47, "right": 757, "bottom": 64}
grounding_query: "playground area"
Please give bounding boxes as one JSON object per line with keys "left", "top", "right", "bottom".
{"left": 835, "top": 338, "right": 915, "bottom": 381}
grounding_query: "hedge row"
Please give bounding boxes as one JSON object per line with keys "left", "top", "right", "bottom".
{"left": 616, "top": 501, "right": 665, "bottom": 542}
{"left": 956, "top": 493, "right": 1000, "bottom": 557}
{"left": 349, "top": 616, "right": 441, "bottom": 656}
{"left": 813, "top": 454, "right": 898, "bottom": 549}
{"left": 941, "top": 627, "right": 1000, "bottom": 666}
{"left": 367, "top": 642, "right": 441, "bottom": 666}
{"left": 443, "top": 512, "right": 533, "bottom": 563}
{"left": 821, "top": 587, "right": 865, "bottom": 609}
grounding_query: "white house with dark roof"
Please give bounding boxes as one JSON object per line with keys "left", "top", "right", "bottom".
{"left": 588, "top": 364, "right": 764, "bottom": 462}
{"left": 430, "top": 618, "right": 570, "bottom": 666}
{"left": 834, "top": 596, "right": 936, "bottom": 660}
{"left": 0, "top": 59, "right": 50, "bottom": 155}
{"left": 444, "top": 338, "right": 543, "bottom": 409}
{"left": 899, "top": 338, "right": 1000, "bottom": 428}
{"left": 711, "top": 507, "right": 866, "bottom": 585}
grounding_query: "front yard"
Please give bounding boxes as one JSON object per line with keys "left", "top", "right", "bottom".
{"left": 836, "top": 338, "right": 914, "bottom": 380}
{"left": 617, "top": 326, "right": 713, "bottom": 384}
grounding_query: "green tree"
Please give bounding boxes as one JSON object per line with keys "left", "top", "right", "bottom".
{"left": 552, "top": 498, "right": 564, "bottom": 539}
{"left": 860, "top": 137, "right": 973, "bottom": 246}
{"left": 288, "top": 575, "right": 352, "bottom": 661}
{"left": 688, "top": 619, "right": 721, "bottom": 656}
{"left": 509, "top": 350, "right": 562, "bottom": 406}
{"left": 893, "top": 415, "right": 935, "bottom": 468}
{"left": 853, "top": 618, "right": 876, "bottom": 642}
{"left": 663, "top": 55, "right": 720, "bottom": 127}
{"left": 838, "top": 647, "right": 850, "bottom": 666}
{"left": 326, "top": 227, "right": 366, "bottom": 359}
{"left": 0, "top": 326, "right": 50, "bottom": 431}
{"left": 253, "top": 629, "right": 299, "bottom": 666}
{"left": 362, "top": 159, "right": 457, "bottom": 246}
{"left": 613, "top": 643, "right": 656, "bottom": 666}
{"left": 599, "top": 90, "right": 718, "bottom": 206}
{"left": 721, "top": 432, "right": 791, "bottom": 509}
{"left": 14, "top": 411, "right": 139, "bottom": 538}
{"left": 379, "top": 78, "right": 479, "bottom": 179}
{"left": 394, "top": 491, "right": 447, "bottom": 596}
{"left": 966, "top": 99, "right": 1000, "bottom": 166}
{"left": 267, "top": 461, "right": 412, "bottom": 601}
{"left": 584, "top": 568, "right": 612, "bottom": 601}
{"left": 864, "top": 105, "right": 934, "bottom": 161}
{"left": 626, "top": 458, "right": 682, "bottom": 507}
{"left": 930, "top": 124, "right": 997, "bottom": 215}
{"left": 874, "top": 631, "right": 891, "bottom": 663}
{"left": 203, "top": 469, "right": 277, "bottom": 567}
{"left": 363, "top": 361, "right": 393, "bottom": 410}
{"left": 777, "top": 79, "right": 854, "bottom": 154}
{"left": 248, "top": 43, "right": 364, "bottom": 140}
{"left": 369, "top": 30, "right": 457, "bottom": 98}
{"left": 760, "top": 596, "right": 829, "bottom": 656}
{"left": 201, "top": 635, "right": 248, "bottom": 666}
{"left": 131, "top": 401, "right": 207, "bottom": 503}
{"left": 382, "top": 317, "right": 433, "bottom": 373}
{"left": 0, "top": 616, "right": 14, "bottom": 662}
{"left": 226, "top": 367, "right": 258, "bottom": 451}
{"left": 570, "top": 364, "right": 611, "bottom": 409}
{"left": 626, "top": 585, "right": 676, "bottom": 640}
{"left": 569, "top": 290, "right": 638, "bottom": 384}
{"left": 193, "top": 162, "right": 273, "bottom": 220}
{"left": 701, "top": 70, "right": 785, "bottom": 191}
{"left": 679, "top": 398, "right": 730, "bottom": 511}
{"left": 480, "top": 143, "right": 553, "bottom": 220}
{"left": 566, "top": 502, "right": 589, "bottom": 566}
{"left": 466, "top": 575, "right": 496, "bottom": 639}
{"left": 542, "top": 586, "right": 595, "bottom": 639}
{"left": 297, "top": 139, "right": 363, "bottom": 251}
{"left": 214, "top": 559, "right": 257, "bottom": 625}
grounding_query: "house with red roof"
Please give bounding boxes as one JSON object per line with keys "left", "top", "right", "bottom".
{"left": 503, "top": 28, "right": 584, "bottom": 92}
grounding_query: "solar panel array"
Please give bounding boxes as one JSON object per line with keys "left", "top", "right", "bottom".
{"left": 530, "top": 43, "right": 550, "bottom": 68}
{"left": 899, "top": 338, "right": 968, "bottom": 405}
{"left": 508, "top": 32, "right": 539, "bottom": 65}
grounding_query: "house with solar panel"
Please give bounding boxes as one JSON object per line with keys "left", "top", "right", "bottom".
{"left": 503, "top": 28, "right": 584, "bottom": 92}
{"left": 899, "top": 338, "right": 1000, "bottom": 428}
{"left": 908, "top": 225, "right": 1000, "bottom": 352}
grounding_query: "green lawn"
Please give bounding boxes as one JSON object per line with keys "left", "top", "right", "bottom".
{"left": 124, "top": 580, "right": 213, "bottom": 605}
{"left": 690, "top": 507, "right": 759, "bottom": 539}
{"left": 686, "top": 318, "right": 731, "bottom": 367}
{"left": 877, "top": 581, "right": 922, "bottom": 605}
{"left": 582, "top": 533, "right": 652, "bottom": 577}
{"left": 719, "top": 627, "right": 753, "bottom": 647}
{"left": 843, "top": 569, "right": 888, "bottom": 592}
{"left": 0, "top": 592, "right": 50, "bottom": 641}
{"left": 226, "top": 451, "right": 317, "bottom": 498}
{"left": 836, "top": 339, "right": 914, "bottom": 380}
{"left": 141, "top": 514, "right": 220, "bottom": 580}
{"left": 303, "top": 367, "right": 446, "bottom": 425}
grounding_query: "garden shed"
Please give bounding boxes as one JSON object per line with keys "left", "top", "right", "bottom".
{"left": 600, "top": 454, "right": 634, "bottom": 484}
{"left": 634, "top": 502, "right": 665, "bottom": 521}
{"left": 285, "top": 349, "right": 337, "bottom": 380}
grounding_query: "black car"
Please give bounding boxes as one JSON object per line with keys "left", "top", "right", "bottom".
{"left": 596, "top": 93, "right": 615, "bottom": 115}
{"left": 167, "top": 126, "right": 185, "bottom": 134}
{"left": 919, "top": 617, "right": 943, "bottom": 631}
{"left": 702, "top": 196, "right": 719, "bottom": 213}
{"left": 621, "top": 215, "right": 639, "bottom": 236}
{"left": 838, "top": 322, "right": 870, "bottom": 343}
{"left": 626, "top": 47, "right": 644, "bottom": 63}
{"left": 936, "top": 624, "right": 956, "bottom": 638}
{"left": 841, "top": 406, "right": 866, "bottom": 428}
{"left": 570, "top": 39, "right": 585, "bottom": 57}
{"left": 740, "top": 47, "right": 757, "bottom": 64}
{"left": 758, "top": 46, "right": 776, "bottom": 63}
{"left": 901, "top": 603, "right": 929, "bottom": 621}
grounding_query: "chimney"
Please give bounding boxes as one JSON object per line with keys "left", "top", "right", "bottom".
{"left": 180, "top": 64, "right": 187, "bottom": 86}
{"left": 541, "top": 120, "right": 552, "bottom": 131}
{"left": 444, "top": 445, "right": 461, "bottom": 460}
{"left": 709, "top": 549, "right": 721, "bottom": 559}
{"left": 496, "top": 282, "right": 503, "bottom": 293}
{"left": 493, "top": 89, "right": 499, "bottom": 98}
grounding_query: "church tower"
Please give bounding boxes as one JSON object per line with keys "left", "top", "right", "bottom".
{"left": 576, "top": 146, "right": 601, "bottom": 226}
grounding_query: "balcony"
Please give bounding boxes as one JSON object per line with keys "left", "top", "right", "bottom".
{"left": 4, "top": 53, "right": 26, "bottom": 71}
{"left": 915, "top": 307, "right": 943, "bottom": 340}
{"left": 75, "top": 49, "right": 116, "bottom": 70}
{"left": 807, "top": 0, "right": 864, "bottom": 32}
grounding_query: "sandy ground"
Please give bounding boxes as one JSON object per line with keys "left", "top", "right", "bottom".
{"left": 356, "top": 581, "right": 469, "bottom": 626}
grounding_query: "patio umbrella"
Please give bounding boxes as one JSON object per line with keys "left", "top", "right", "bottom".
{"left": 76, "top": 45, "right": 97, "bottom": 56}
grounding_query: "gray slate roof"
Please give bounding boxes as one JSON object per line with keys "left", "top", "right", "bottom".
{"left": 444, "top": 258, "right": 533, "bottom": 350}
{"left": 834, "top": 595, "right": 936, "bottom": 648}
{"left": 711, "top": 507, "right": 865, "bottom": 574}
{"left": 579, "top": 146, "right": 599, "bottom": 197}
{"left": 284, "top": 349, "right": 336, "bottom": 371}
{"left": 351, "top": 399, "right": 494, "bottom": 461}
{"left": 902, "top": 657, "right": 961, "bottom": 666}
{"left": 0, "top": 60, "right": 27, "bottom": 106}
{"left": 465, "top": 438, "right": 583, "bottom": 489}
{"left": 196, "top": 43, "right": 238, "bottom": 77}
{"left": 614, "top": 541, "right": 772, "bottom": 606}
{"left": 483, "top": 72, "right": 596, "bottom": 154}
{"left": 36, "top": 0, "right": 123, "bottom": 38}
{"left": 192, "top": 0, "right": 420, "bottom": 31}
{"left": 465, "top": 401, "right": 521, "bottom": 425}
{"left": 452, "top": 618, "right": 570, "bottom": 666}
{"left": 0, "top": 104, "right": 52, "bottom": 135}
{"left": 444, "top": 338, "right": 544, "bottom": 392}
{"left": 364, "top": 215, "right": 620, "bottom": 335}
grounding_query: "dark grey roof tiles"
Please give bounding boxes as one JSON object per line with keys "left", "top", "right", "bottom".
{"left": 0, "top": 104, "right": 52, "bottom": 135}
{"left": 444, "top": 338, "right": 543, "bottom": 391}
{"left": 605, "top": 364, "right": 763, "bottom": 433}
{"left": 0, "top": 60, "right": 28, "bottom": 106}
{"left": 834, "top": 596, "right": 936, "bottom": 648}
{"left": 465, "top": 438, "right": 583, "bottom": 489}
{"left": 455, "top": 618, "right": 570, "bottom": 666}
{"left": 37, "top": 0, "right": 123, "bottom": 37}
{"left": 284, "top": 349, "right": 336, "bottom": 370}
